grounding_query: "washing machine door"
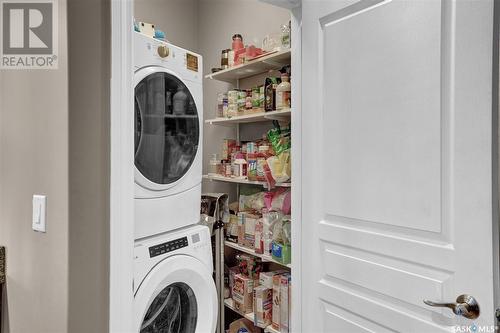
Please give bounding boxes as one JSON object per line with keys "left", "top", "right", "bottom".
{"left": 134, "top": 66, "right": 200, "bottom": 192}
{"left": 134, "top": 255, "right": 217, "bottom": 333}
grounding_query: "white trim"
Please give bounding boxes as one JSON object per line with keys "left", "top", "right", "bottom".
{"left": 110, "top": 0, "right": 134, "bottom": 332}
{"left": 290, "top": 6, "right": 302, "bottom": 333}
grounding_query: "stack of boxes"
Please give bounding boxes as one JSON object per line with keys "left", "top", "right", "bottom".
{"left": 229, "top": 266, "right": 291, "bottom": 332}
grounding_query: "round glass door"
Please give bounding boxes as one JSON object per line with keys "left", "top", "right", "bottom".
{"left": 135, "top": 71, "right": 199, "bottom": 185}
{"left": 140, "top": 282, "right": 197, "bottom": 333}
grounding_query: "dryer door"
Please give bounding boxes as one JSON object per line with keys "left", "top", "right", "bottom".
{"left": 135, "top": 67, "right": 200, "bottom": 192}
{"left": 134, "top": 255, "right": 217, "bottom": 333}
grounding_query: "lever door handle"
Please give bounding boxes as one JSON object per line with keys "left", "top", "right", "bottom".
{"left": 423, "top": 294, "right": 480, "bottom": 319}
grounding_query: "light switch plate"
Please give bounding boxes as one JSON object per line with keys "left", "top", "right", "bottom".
{"left": 32, "top": 195, "right": 46, "bottom": 233}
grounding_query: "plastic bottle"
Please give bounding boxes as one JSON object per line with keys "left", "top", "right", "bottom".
{"left": 173, "top": 85, "right": 188, "bottom": 115}
{"left": 209, "top": 154, "right": 220, "bottom": 176}
{"left": 276, "top": 74, "right": 291, "bottom": 110}
{"left": 233, "top": 152, "right": 247, "bottom": 179}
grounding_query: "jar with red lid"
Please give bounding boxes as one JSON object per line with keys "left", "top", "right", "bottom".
{"left": 232, "top": 34, "right": 244, "bottom": 51}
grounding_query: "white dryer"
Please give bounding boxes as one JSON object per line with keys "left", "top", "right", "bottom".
{"left": 134, "top": 225, "right": 217, "bottom": 333}
{"left": 134, "top": 32, "right": 203, "bottom": 239}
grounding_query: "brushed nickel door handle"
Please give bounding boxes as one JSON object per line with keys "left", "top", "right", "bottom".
{"left": 423, "top": 294, "right": 480, "bottom": 319}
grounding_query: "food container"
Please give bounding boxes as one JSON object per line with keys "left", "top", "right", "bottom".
{"left": 221, "top": 49, "right": 230, "bottom": 69}
{"left": 252, "top": 87, "right": 261, "bottom": 109}
{"left": 232, "top": 34, "right": 244, "bottom": 51}
{"left": 253, "top": 286, "right": 273, "bottom": 327}
{"left": 232, "top": 274, "right": 254, "bottom": 314}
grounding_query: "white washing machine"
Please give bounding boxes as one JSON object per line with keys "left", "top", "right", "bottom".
{"left": 134, "top": 32, "right": 203, "bottom": 239}
{"left": 134, "top": 225, "right": 217, "bottom": 333}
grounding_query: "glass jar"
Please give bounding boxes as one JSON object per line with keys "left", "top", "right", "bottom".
{"left": 216, "top": 93, "right": 226, "bottom": 118}
{"left": 245, "top": 89, "right": 253, "bottom": 110}
{"left": 232, "top": 34, "right": 244, "bottom": 51}
{"left": 221, "top": 49, "right": 229, "bottom": 69}
{"left": 281, "top": 23, "right": 291, "bottom": 49}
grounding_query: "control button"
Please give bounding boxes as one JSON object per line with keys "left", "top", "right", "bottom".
{"left": 157, "top": 45, "right": 169, "bottom": 58}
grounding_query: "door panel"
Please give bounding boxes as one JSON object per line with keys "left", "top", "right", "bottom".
{"left": 301, "top": 0, "right": 495, "bottom": 331}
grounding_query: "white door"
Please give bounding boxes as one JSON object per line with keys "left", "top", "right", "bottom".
{"left": 301, "top": 0, "right": 496, "bottom": 331}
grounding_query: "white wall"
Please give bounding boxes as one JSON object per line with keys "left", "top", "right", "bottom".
{"left": 198, "top": 0, "right": 290, "bottom": 196}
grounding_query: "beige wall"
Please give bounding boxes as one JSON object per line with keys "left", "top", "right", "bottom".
{"left": 0, "top": 0, "right": 111, "bottom": 331}
{"left": 135, "top": 0, "right": 199, "bottom": 52}
{"left": 67, "top": 0, "right": 110, "bottom": 332}
{"left": 0, "top": 2, "right": 287, "bottom": 332}
{"left": 0, "top": 0, "right": 69, "bottom": 332}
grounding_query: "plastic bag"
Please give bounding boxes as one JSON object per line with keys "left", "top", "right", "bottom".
{"left": 239, "top": 191, "right": 266, "bottom": 212}
{"left": 267, "top": 149, "right": 291, "bottom": 183}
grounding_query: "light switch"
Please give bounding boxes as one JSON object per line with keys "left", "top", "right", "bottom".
{"left": 32, "top": 195, "right": 46, "bottom": 233}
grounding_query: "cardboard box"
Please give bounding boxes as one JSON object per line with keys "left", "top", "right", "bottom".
{"left": 254, "top": 218, "right": 264, "bottom": 254}
{"left": 229, "top": 266, "right": 240, "bottom": 298}
{"left": 237, "top": 212, "right": 245, "bottom": 247}
{"left": 229, "top": 318, "right": 262, "bottom": 333}
{"left": 237, "top": 212, "right": 259, "bottom": 249}
{"left": 243, "top": 213, "right": 258, "bottom": 249}
{"left": 254, "top": 286, "right": 273, "bottom": 328}
{"left": 272, "top": 274, "right": 281, "bottom": 330}
{"left": 222, "top": 139, "right": 236, "bottom": 160}
{"left": 280, "top": 274, "right": 291, "bottom": 333}
{"left": 259, "top": 270, "right": 287, "bottom": 289}
{"left": 232, "top": 274, "right": 254, "bottom": 314}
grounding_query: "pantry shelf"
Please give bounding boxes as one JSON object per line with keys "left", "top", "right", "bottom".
{"left": 205, "top": 109, "right": 291, "bottom": 126}
{"left": 224, "top": 298, "right": 254, "bottom": 322}
{"left": 264, "top": 325, "right": 280, "bottom": 333}
{"left": 205, "top": 49, "right": 291, "bottom": 82}
{"left": 224, "top": 298, "right": 277, "bottom": 331}
{"left": 203, "top": 174, "right": 291, "bottom": 188}
{"left": 225, "top": 240, "right": 292, "bottom": 269}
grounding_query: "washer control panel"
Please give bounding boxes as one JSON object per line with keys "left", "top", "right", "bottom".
{"left": 148, "top": 236, "right": 188, "bottom": 258}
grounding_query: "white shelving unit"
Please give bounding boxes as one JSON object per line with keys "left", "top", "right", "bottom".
{"left": 224, "top": 298, "right": 280, "bottom": 332}
{"left": 205, "top": 109, "right": 291, "bottom": 126}
{"left": 205, "top": 47, "right": 292, "bottom": 333}
{"left": 203, "top": 174, "right": 291, "bottom": 189}
{"left": 205, "top": 50, "right": 291, "bottom": 82}
{"left": 225, "top": 241, "right": 291, "bottom": 268}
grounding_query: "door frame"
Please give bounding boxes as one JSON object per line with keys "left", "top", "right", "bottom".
{"left": 493, "top": 0, "right": 500, "bottom": 321}
{"left": 109, "top": 0, "right": 305, "bottom": 331}
{"left": 110, "top": 0, "right": 134, "bottom": 332}
{"left": 109, "top": 0, "right": 500, "bottom": 331}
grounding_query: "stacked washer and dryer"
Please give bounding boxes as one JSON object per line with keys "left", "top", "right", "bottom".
{"left": 133, "top": 32, "right": 217, "bottom": 333}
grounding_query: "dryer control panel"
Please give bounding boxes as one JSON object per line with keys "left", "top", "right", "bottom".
{"left": 149, "top": 236, "right": 188, "bottom": 258}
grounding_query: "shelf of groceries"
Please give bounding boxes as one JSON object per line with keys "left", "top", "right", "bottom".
{"left": 225, "top": 240, "right": 291, "bottom": 268}
{"left": 206, "top": 27, "right": 292, "bottom": 333}
{"left": 224, "top": 298, "right": 280, "bottom": 333}
{"left": 205, "top": 49, "right": 291, "bottom": 82}
{"left": 205, "top": 109, "right": 291, "bottom": 126}
{"left": 203, "top": 174, "right": 291, "bottom": 189}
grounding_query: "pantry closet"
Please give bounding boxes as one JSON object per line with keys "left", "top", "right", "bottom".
{"left": 133, "top": 1, "right": 298, "bottom": 332}
{"left": 198, "top": 2, "right": 295, "bottom": 333}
